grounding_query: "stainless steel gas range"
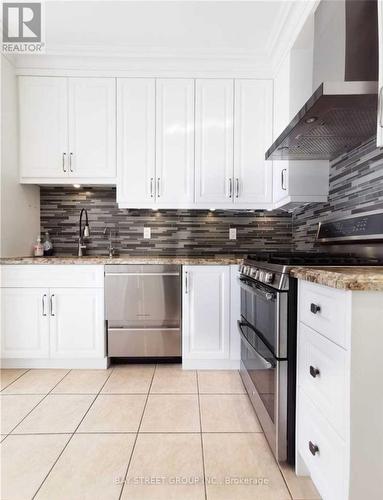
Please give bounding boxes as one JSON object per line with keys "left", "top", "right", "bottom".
{"left": 238, "top": 210, "right": 383, "bottom": 465}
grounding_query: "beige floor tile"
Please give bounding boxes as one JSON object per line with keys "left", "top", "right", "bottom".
{"left": 78, "top": 394, "right": 146, "bottom": 433}
{"left": 35, "top": 433, "right": 135, "bottom": 500}
{"left": 101, "top": 365, "right": 155, "bottom": 394}
{"left": 203, "top": 433, "right": 291, "bottom": 500}
{"left": 13, "top": 394, "right": 95, "bottom": 434}
{"left": 279, "top": 463, "right": 321, "bottom": 500}
{"left": 141, "top": 394, "right": 200, "bottom": 433}
{"left": 52, "top": 369, "right": 112, "bottom": 394}
{"left": 150, "top": 365, "right": 197, "bottom": 394}
{"left": 0, "top": 394, "right": 45, "bottom": 434}
{"left": 1, "top": 369, "right": 69, "bottom": 394}
{"left": 121, "top": 433, "right": 205, "bottom": 500}
{"left": 198, "top": 370, "right": 246, "bottom": 394}
{"left": 0, "top": 369, "right": 28, "bottom": 390}
{"left": 1, "top": 433, "right": 70, "bottom": 500}
{"left": 200, "top": 395, "right": 262, "bottom": 432}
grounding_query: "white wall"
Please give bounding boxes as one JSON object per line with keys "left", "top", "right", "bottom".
{"left": 0, "top": 55, "right": 40, "bottom": 257}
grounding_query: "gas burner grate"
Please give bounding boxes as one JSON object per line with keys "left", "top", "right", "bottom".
{"left": 246, "top": 252, "right": 383, "bottom": 267}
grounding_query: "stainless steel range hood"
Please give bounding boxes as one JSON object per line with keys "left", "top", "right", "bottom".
{"left": 266, "top": 0, "right": 379, "bottom": 161}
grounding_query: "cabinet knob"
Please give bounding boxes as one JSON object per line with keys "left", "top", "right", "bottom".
{"left": 309, "top": 441, "right": 319, "bottom": 456}
{"left": 310, "top": 303, "right": 321, "bottom": 314}
{"left": 309, "top": 365, "right": 320, "bottom": 378}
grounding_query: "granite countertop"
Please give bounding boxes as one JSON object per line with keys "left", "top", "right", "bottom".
{"left": 0, "top": 254, "right": 244, "bottom": 266}
{"left": 291, "top": 266, "right": 383, "bottom": 291}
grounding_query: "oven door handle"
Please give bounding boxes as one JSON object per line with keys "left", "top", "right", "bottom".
{"left": 239, "top": 278, "right": 276, "bottom": 301}
{"left": 237, "top": 321, "right": 276, "bottom": 369}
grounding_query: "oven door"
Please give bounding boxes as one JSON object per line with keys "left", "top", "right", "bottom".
{"left": 239, "top": 276, "right": 287, "bottom": 358}
{"left": 238, "top": 320, "right": 287, "bottom": 462}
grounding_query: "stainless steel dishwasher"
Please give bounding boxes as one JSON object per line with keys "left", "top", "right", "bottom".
{"left": 105, "top": 265, "right": 181, "bottom": 358}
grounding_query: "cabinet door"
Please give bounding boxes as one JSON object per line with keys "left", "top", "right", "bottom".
{"left": 50, "top": 288, "right": 104, "bottom": 359}
{"left": 117, "top": 79, "right": 156, "bottom": 206}
{"left": 182, "top": 266, "right": 230, "bottom": 360}
{"left": 378, "top": 0, "right": 383, "bottom": 147}
{"left": 68, "top": 78, "right": 116, "bottom": 179}
{"left": 156, "top": 79, "right": 195, "bottom": 205}
{"left": 195, "top": 79, "right": 234, "bottom": 205}
{"left": 1, "top": 288, "right": 50, "bottom": 358}
{"left": 19, "top": 77, "right": 68, "bottom": 179}
{"left": 234, "top": 80, "right": 273, "bottom": 205}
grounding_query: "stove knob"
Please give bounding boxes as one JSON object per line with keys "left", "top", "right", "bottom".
{"left": 259, "top": 271, "right": 265, "bottom": 282}
{"left": 265, "top": 272, "right": 274, "bottom": 284}
{"left": 239, "top": 264, "right": 244, "bottom": 274}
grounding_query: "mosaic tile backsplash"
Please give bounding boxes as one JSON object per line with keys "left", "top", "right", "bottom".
{"left": 40, "top": 188, "right": 293, "bottom": 256}
{"left": 293, "top": 138, "right": 383, "bottom": 250}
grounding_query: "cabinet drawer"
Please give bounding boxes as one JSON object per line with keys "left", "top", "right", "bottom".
{"left": 297, "top": 390, "right": 346, "bottom": 500}
{"left": 298, "top": 322, "right": 347, "bottom": 438}
{"left": 299, "top": 281, "right": 349, "bottom": 348}
{"left": 0, "top": 265, "right": 104, "bottom": 288}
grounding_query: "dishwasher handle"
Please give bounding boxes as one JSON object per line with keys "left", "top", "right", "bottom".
{"left": 105, "top": 272, "right": 180, "bottom": 277}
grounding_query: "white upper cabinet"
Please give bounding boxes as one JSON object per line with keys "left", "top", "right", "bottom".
{"left": 68, "top": 78, "right": 116, "bottom": 180}
{"left": 195, "top": 79, "right": 234, "bottom": 205}
{"left": 156, "top": 79, "right": 195, "bottom": 206}
{"left": 117, "top": 78, "right": 156, "bottom": 205}
{"left": 19, "top": 77, "right": 68, "bottom": 180}
{"left": 19, "top": 76, "right": 116, "bottom": 184}
{"left": 377, "top": 0, "right": 383, "bottom": 147}
{"left": 234, "top": 79, "right": 273, "bottom": 205}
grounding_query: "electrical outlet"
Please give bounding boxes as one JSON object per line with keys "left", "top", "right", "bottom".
{"left": 143, "top": 227, "right": 151, "bottom": 239}
{"left": 229, "top": 228, "right": 237, "bottom": 240}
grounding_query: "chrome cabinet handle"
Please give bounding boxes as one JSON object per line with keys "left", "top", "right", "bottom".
{"left": 228, "top": 178, "right": 233, "bottom": 198}
{"left": 185, "top": 272, "right": 188, "bottom": 294}
{"left": 281, "top": 169, "right": 287, "bottom": 191}
{"left": 310, "top": 366, "right": 320, "bottom": 378}
{"left": 50, "top": 294, "right": 55, "bottom": 316}
{"left": 69, "top": 152, "right": 74, "bottom": 173}
{"left": 379, "top": 87, "right": 383, "bottom": 128}
{"left": 309, "top": 441, "right": 319, "bottom": 456}
{"left": 42, "top": 294, "right": 47, "bottom": 316}
{"left": 150, "top": 178, "right": 154, "bottom": 198}
{"left": 62, "top": 153, "right": 67, "bottom": 173}
{"left": 310, "top": 303, "right": 321, "bottom": 314}
{"left": 157, "top": 178, "right": 161, "bottom": 197}
{"left": 235, "top": 178, "right": 239, "bottom": 198}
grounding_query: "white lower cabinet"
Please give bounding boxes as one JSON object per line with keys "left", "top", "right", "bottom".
{"left": 1, "top": 288, "right": 50, "bottom": 359}
{"left": 50, "top": 288, "right": 104, "bottom": 359}
{"left": 182, "top": 265, "right": 240, "bottom": 369}
{"left": 296, "top": 280, "right": 383, "bottom": 500}
{"left": 0, "top": 265, "right": 106, "bottom": 368}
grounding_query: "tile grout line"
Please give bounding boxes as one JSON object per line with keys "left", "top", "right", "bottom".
{"left": 30, "top": 366, "right": 116, "bottom": 500}
{"left": 3, "top": 369, "right": 73, "bottom": 439}
{"left": 118, "top": 364, "right": 157, "bottom": 500}
{"left": 0, "top": 368, "right": 31, "bottom": 392}
{"left": 196, "top": 371, "right": 208, "bottom": 500}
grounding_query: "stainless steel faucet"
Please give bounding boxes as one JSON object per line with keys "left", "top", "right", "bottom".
{"left": 78, "top": 208, "right": 90, "bottom": 257}
{"left": 104, "top": 226, "right": 116, "bottom": 258}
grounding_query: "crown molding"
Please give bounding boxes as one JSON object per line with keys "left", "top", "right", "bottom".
{"left": 268, "top": 0, "right": 320, "bottom": 75}
{"left": 13, "top": 48, "right": 274, "bottom": 78}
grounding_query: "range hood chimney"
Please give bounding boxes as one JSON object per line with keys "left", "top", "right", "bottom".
{"left": 266, "top": 0, "right": 378, "bottom": 161}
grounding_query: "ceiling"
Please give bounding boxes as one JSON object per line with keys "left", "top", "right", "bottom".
{"left": 44, "top": 1, "right": 293, "bottom": 58}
